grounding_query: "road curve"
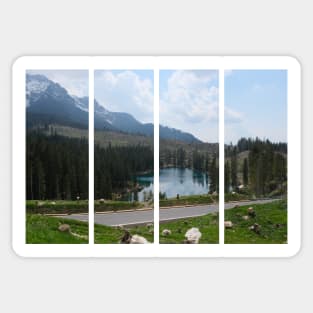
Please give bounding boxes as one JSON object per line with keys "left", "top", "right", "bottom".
{"left": 58, "top": 199, "right": 278, "bottom": 226}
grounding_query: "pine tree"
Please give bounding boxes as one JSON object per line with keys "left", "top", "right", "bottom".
{"left": 231, "top": 149, "right": 238, "bottom": 191}
{"left": 225, "top": 161, "right": 230, "bottom": 193}
{"left": 209, "top": 154, "right": 218, "bottom": 193}
{"left": 243, "top": 158, "right": 248, "bottom": 186}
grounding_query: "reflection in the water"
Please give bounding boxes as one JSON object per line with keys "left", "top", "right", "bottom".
{"left": 120, "top": 168, "right": 210, "bottom": 201}
{"left": 121, "top": 173, "right": 154, "bottom": 202}
{"left": 160, "top": 168, "right": 210, "bottom": 198}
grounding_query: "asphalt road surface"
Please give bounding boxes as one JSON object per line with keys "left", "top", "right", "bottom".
{"left": 58, "top": 199, "right": 278, "bottom": 226}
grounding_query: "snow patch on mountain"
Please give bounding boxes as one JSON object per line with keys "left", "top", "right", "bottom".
{"left": 26, "top": 74, "right": 51, "bottom": 107}
{"left": 73, "top": 96, "right": 89, "bottom": 112}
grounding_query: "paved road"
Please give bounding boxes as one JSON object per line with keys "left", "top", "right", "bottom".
{"left": 58, "top": 199, "right": 278, "bottom": 226}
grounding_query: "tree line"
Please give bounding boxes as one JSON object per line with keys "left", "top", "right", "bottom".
{"left": 26, "top": 131, "right": 89, "bottom": 200}
{"left": 94, "top": 143, "right": 153, "bottom": 199}
{"left": 26, "top": 131, "right": 154, "bottom": 200}
{"left": 225, "top": 137, "right": 287, "bottom": 197}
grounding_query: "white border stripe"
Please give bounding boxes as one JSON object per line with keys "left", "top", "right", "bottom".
{"left": 88, "top": 65, "right": 94, "bottom": 245}
{"left": 219, "top": 67, "right": 225, "bottom": 245}
{"left": 154, "top": 64, "right": 159, "bottom": 244}
{"left": 11, "top": 56, "right": 301, "bottom": 257}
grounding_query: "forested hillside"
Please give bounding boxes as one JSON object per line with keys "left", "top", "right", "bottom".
{"left": 26, "top": 130, "right": 153, "bottom": 201}
{"left": 94, "top": 144, "right": 153, "bottom": 199}
{"left": 225, "top": 138, "right": 287, "bottom": 197}
{"left": 26, "top": 131, "right": 89, "bottom": 200}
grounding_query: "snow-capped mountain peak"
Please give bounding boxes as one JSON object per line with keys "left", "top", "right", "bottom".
{"left": 26, "top": 74, "right": 51, "bottom": 93}
{"left": 26, "top": 74, "right": 201, "bottom": 142}
{"left": 26, "top": 74, "right": 52, "bottom": 107}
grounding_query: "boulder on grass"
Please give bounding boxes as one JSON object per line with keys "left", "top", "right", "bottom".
{"left": 224, "top": 221, "right": 233, "bottom": 229}
{"left": 162, "top": 229, "right": 172, "bottom": 236}
{"left": 247, "top": 207, "right": 256, "bottom": 218}
{"left": 58, "top": 224, "right": 71, "bottom": 232}
{"left": 184, "top": 227, "right": 202, "bottom": 244}
{"left": 249, "top": 223, "right": 261, "bottom": 234}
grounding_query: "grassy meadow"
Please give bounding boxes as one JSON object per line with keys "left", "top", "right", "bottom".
{"left": 26, "top": 200, "right": 286, "bottom": 244}
{"left": 160, "top": 194, "right": 217, "bottom": 207}
{"left": 159, "top": 213, "right": 219, "bottom": 244}
{"left": 225, "top": 200, "right": 287, "bottom": 244}
{"left": 159, "top": 200, "right": 286, "bottom": 244}
{"left": 26, "top": 214, "right": 153, "bottom": 244}
{"left": 26, "top": 214, "right": 89, "bottom": 244}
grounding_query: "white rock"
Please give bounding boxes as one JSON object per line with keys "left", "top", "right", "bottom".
{"left": 130, "top": 235, "right": 150, "bottom": 244}
{"left": 162, "top": 229, "right": 172, "bottom": 236}
{"left": 184, "top": 227, "right": 202, "bottom": 244}
{"left": 58, "top": 224, "right": 71, "bottom": 232}
{"left": 249, "top": 223, "right": 261, "bottom": 233}
{"left": 224, "top": 221, "right": 233, "bottom": 228}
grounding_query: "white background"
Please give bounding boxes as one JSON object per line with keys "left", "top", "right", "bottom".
{"left": 0, "top": 0, "right": 311, "bottom": 312}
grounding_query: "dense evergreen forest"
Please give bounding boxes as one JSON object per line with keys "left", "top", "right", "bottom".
{"left": 27, "top": 129, "right": 285, "bottom": 201}
{"left": 26, "top": 131, "right": 88, "bottom": 200}
{"left": 26, "top": 131, "right": 153, "bottom": 200}
{"left": 225, "top": 138, "right": 287, "bottom": 197}
{"left": 94, "top": 143, "right": 153, "bottom": 199}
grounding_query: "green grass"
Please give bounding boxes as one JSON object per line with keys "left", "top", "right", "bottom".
{"left": 159, "top": 213, "right": 219, "bottom": 244}
{"left": 26, "top": 201, "right": 287, "bottom": 244}
{"left": 95, "top": 223, "right": 153, "bottom": 244}
{"left": 225, "top": 200, "right": 287, "bottom": 244}
{"left": 26, "top": 199, "right": 146, "bottom": 215}
{"left": 26, "top": 214, "right": 153, "bottom": 244}
{"left": 160, "top": 194, "right": 217, "bottom": 207}
{"left": 224, "top": 193, "right": 252, "bottom": 202}
{"left": 159, "top": 192, "right": 253, "bottom": 208}
{"left": 26, "top": 214, "right": 88, "bottom": 244}
{"left": 94, "top": 200, "right": 145, "bottom": 212}
{"left": 26, "top": 200, "right": 88, "bottom": 214}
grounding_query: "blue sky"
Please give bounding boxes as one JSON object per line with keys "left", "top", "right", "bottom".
{"left": 225, "top": 70, "right": 287, "bottom": 144}
{"left": 95, "top": 70, "right": 154, "bottom": 123}
{"left": 160, "top": 70, "right": 219, "bottom": 143}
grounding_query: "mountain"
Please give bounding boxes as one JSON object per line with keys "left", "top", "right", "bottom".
{"left": 26, "top": 74, "right": 89, "bottom": 128}
{"left": 159, "top": 125, "right": 201, "bottom": 143}
{"left": 26, "top": 74, "right": 201, "bottom": 143}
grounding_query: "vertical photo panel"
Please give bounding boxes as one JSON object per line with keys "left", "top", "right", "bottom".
{"left": 94, "top": 70, "right": 154, "bottom": 244}
{"left": 26, "top": 70, "right": 89, "bottom": 244}
{"left": 159, "top": 70, "right": 219, "bottom": 244}
{"left": 224, "top": 70, "right": 287, "bottom": 244}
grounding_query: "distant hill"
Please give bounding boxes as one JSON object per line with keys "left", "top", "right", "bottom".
{"left": 26, "top": 74, "right": 201, "bottom": 143}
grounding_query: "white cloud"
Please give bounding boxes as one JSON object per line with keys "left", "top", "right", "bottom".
{"left": 225, "top": 106, "right": 244, "bottom": 123}
{"left": 28, "top": 70, "right": 88, "bottom": 97}
{"left": 160, "top": 70, "right": 219, "bottom": 142}
{"left": 95, "top": 70, "right": 153, "bottom": 123}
